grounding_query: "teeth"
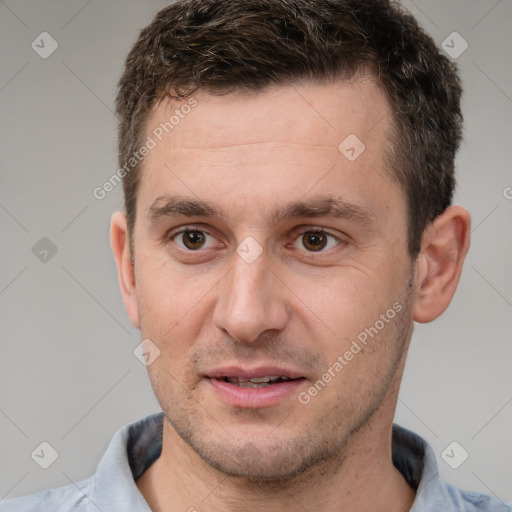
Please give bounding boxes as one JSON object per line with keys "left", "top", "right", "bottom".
{"left": 238, "top": 381, "right": 272, "bottom": 388}
{"left": 249, "top": 376, "right": 280, "bottom": 383}
{"left": 224, "top": 376, "right": 290, "bottom": 386}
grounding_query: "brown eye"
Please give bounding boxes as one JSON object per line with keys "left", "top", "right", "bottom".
{"left": 302, "top": 231, "right": 328, "bottom": 251}
{"left": 181, "top": 230, "right": 207, "bottom": 250}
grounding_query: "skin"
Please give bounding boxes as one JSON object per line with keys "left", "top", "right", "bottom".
{"left": 111, "top": 78, "right": 471, "bottom": 512}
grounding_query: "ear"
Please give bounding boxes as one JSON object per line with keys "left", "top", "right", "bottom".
{"left": 412, "top": 205, "right": 471, "bottom": 323}
{"left": 110, "top": 212, "right": 140, "bottom": 329}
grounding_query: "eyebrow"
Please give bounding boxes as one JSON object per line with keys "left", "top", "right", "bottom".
{"left": 147, "top": 194, "right": 377, "bottom": 229}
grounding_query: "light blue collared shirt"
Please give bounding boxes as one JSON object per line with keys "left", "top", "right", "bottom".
{"left": 1, "top": 412, "right": 510, "bottom": 511}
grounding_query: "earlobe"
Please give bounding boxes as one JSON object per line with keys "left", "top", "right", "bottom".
{"left": 110, "top": 212, "right": 141, "bottom": 329}
{"left": 412, "top": 206, "right": 471, "bottom": 323}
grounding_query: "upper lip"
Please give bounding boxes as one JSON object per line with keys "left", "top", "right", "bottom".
{"left": 205, "top": 365, "right": 305, "bottom": 380}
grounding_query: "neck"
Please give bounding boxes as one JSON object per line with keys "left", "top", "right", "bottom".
{"left": 137, "top": 393, "right": 416, "bottom": 512}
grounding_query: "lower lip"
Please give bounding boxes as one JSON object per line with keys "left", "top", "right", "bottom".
{"left": 207, "top": 378, "right": 306, "bottom": 408}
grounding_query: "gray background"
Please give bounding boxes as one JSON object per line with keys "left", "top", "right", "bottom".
{"left": 1, "top": 0, "right": 511, "bottom": 504}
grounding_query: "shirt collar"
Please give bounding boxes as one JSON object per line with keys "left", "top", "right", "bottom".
{"left": 88, "top": 413, "right": 162, "bottom": 511}
{"left": 392, "top": 423, "right": 457, "bottom": 511}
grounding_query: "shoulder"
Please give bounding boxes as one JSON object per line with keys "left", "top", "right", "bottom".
{"left": 0, "top": 413, "right": 162, "bottom": 512}
{"left": 0, "top": 477, "right": 94, "bottom": 512}
{"left": 442, "top": 483, "right": 512, "bottom": 512}
{"left": 391, "top": 424, "right": 511, "bottom": 512}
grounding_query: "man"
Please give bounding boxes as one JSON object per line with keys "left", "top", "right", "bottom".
{"left": 1, "top": 0, "right": 510, "bottom": 511}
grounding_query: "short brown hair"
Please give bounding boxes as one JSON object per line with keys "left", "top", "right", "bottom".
{"left": 115, "top": 0, "right": 463, "bottom": 257}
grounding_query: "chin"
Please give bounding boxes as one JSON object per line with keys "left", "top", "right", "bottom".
{"left": 199, "top": 442, "right": 326, "bottom": 482}
{"left": 169, "top": 415, "right": 338, "bottom": 482}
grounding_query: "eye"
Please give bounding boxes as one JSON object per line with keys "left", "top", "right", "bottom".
{"left": 171, "top": 229, "right": 217, "bottom": 251}
{"left": 292, "top": 229, "right": 341, "bottom": 252}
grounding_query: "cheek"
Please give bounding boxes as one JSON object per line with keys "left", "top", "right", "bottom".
{"left": 287, "top": 265, "right": 393, "bottom": 327}
{"left": 135, "top": 254, "right": 212, "bottom": 325}
{"left": 134, "top": 257, "right": 222, "bottom": 371}
{"left": 284, "top": 264, "right": 409, "bottom": 378}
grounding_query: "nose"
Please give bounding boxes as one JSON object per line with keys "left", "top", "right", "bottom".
{"left": 212, "top": 248, "right": 289, "bottom": 343}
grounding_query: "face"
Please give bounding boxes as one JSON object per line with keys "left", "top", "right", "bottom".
{"left": 129, "top": 79, "right": 415, "bottom": 479}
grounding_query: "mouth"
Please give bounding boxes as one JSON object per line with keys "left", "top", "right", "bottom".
{"left": 220, "top": 375, "right": 298, "bottom": 388}
{"left": 205, "top": 367, "right": 306, "bottom": 408}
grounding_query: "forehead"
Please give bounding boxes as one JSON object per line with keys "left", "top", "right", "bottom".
{"left": 136, "top": 78, "right": 402, "bottom": 229}
{"left": 146, "top": 77, "right": 390, "bottom": 151}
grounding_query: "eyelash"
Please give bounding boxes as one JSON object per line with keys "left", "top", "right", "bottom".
{"left": 167, "top": 226, "right": 346, "bottom": 254}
